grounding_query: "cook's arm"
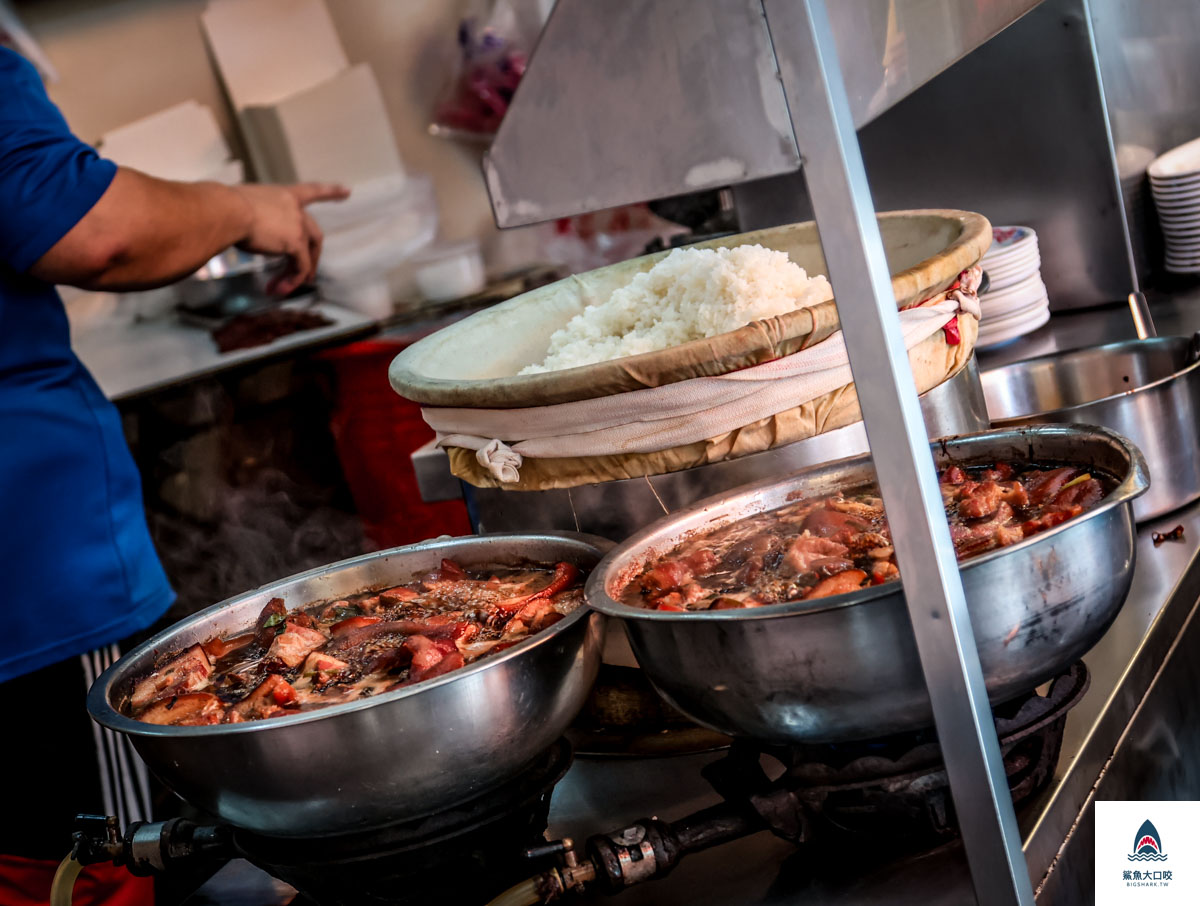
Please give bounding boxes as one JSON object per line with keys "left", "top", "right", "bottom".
{"left": 29, "top": 167, "right": 349, "bottom": 296}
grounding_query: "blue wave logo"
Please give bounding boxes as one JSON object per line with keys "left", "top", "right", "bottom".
{"left": 1129, "top": 819, "right": 1168, "bottom": 862}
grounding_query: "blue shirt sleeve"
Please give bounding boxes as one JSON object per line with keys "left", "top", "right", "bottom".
{"left": 0, "top": 48, "right": 117, "bottom": 273}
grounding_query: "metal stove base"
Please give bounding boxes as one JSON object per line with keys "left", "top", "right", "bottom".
{"left": 530, "top": 665, "right": 1087, "bottom": 900}
{"left": 234, "top": 739, "right": 573, "bottom": 906}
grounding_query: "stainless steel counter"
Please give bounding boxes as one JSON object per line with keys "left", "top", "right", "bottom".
{"left": 183, "top": 293, "right": 1200, "bottom": 904}
{"left": 977, "top": 284, "right": 1200, "bottom": 369}
{"left": 73, "top": 298, "right": 377, "bottom": 401}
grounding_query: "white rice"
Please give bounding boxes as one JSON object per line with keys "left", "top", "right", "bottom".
{"left": 520, "top": 244, "right": 832, "bottom": 374}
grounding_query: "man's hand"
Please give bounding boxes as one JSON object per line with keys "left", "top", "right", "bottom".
{"left": 30, "top": 168, "right": 349, "bottom": 294}
{"left": 234, "top": 183, "right": 350, "bottom": 296}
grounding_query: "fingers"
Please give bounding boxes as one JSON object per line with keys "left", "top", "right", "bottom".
{"left": 271, "top": 235, "right": 313, "bottom": 297}
{"left": 255, "top": 185, "right": 335, "bottom": 295}
{"left": 268, "top": 267, "right": 302, "bottom": 298}
{"left": 291, "top": 235, "right": 313, "bottom": 293}
{"left": 303, "top": 211, "right": 323, "bottom": 283}
{"left": 289, "top": 182, "right": 351, "bottom": 207}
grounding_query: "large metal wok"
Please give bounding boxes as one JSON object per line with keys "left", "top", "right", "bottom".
{"left": 88, "top": 534, "right": 606, "bottom": 837}
{"left": 982, "top": 335, "right": 1200, "bottom": 522}
{"left": 586, "top": 426, "right": 1147, "bottom": 744}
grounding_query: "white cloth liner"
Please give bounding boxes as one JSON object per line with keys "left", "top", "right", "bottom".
{"left": 425, "top": 285, "right": 980, "bottom": 483}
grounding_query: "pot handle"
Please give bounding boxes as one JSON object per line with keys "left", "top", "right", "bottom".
{"left": 1128, "top": 291, "right": 1157, "bottom": 340}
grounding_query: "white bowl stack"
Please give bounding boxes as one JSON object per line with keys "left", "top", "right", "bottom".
{"left": 1148, "top": 137, "right": 1200, "bottom": 274}
{"left": 977, "top": 226, "right": 1049, "bottom": 348}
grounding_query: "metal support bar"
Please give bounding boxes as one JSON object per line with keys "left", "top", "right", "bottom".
{"left": 1075, "top": 0, "right": 1157, "bottom": 341}
{"left": 761, "top": 2, "right": 1034, "bottom": 904}
{"left": 1079, "top": 0, "right": 1139, "bottom": 295}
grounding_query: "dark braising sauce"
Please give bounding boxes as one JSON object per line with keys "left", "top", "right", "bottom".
{"left": 622, "top": 462, "right": 1113, "bottom": 612}
{"left": 125, "top": 560, "right": 584, "bottom": 725}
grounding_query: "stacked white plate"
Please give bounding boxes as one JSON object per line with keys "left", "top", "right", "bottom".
{"left": 976, "top": 226, "right": 1050, "bottom": 348}
{"left": 1148, "top": 137, "right": 1200, "bottom": 273}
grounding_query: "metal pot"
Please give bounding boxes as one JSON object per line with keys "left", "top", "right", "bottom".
{"left": 175, "top": 249, "right": 286, "bottom": 316}
{"left": 458, "top": 356, "right": 989, "bottom": 539}
{"left": 586, "top": 426, "right": 1147, "bottom": 744}
{"left": 982, "top": 335, "right": 1200, "bottom": 522}
{"left": 87, "top": 534, "right": 606, "bottom": 837}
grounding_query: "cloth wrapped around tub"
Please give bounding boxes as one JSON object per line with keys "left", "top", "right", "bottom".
{"left": 389, "top": 210, "right": 992, "bottom": 491}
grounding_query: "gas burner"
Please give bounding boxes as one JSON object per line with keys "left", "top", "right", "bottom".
{"left": 66, "top": 740, "right": 573, "bottom": 906}
{"left": 714, "top": 660, "right": 1091, "bottom": 845}
{"left": 67, "top": 666, "right": 1089, "bottom": 906}
{"left": 570, "top": 664, "right": 732, "bottom": 757}
{"left": 530, "top": 663, "right": 1089, "bottom": 900}
{"left": 235, "top": 738, "right": 573, "bottom": 906}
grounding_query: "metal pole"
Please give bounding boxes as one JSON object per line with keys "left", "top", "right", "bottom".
{"left": 1076, "top": 0, "right": 1156, "bottom": 340}
{"left": 760, "top": 2, "right": 1034, "bottom": 904}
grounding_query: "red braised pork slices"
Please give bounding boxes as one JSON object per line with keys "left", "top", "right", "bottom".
{"left": 127, "top": 561, "right": 585, "bottom": 726}
{"left": 621, "top": 463, "right": 1109, "bottom": 612}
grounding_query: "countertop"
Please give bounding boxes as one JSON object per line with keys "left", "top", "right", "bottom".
{"left": 70, "top": 266, "right": 558, "bottom": 402}
{"left": 78, "top": 267, "right": 1175, "bottom": 407}
{"left": 71, "top": 297, "right": 378, "bottom": 401}
{"left": 977, "top": 283, "right": 1200, "bottom": 369}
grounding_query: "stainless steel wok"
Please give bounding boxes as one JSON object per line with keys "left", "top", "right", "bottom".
{"left": 586, "top": 426, "right": 1147, "bottom": 744}
{"left": 88, "top": 534, "right": 606, "bottom": 837}
{"left": 982, "top": 335, "right": 1200, "bottom": 522}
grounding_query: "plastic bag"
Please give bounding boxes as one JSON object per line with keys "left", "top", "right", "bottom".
{"left": 543, "top": 205, "right": 689, "bottom": 275}
{"left": 429, "top": 0, "right": 549, "bottom": 139}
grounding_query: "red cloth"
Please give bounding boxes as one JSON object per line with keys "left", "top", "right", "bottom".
{"left": 0, "top": 854, "right": 153, "bottom": 906}
{"left": 321, "top": 339, "right": 471, "bottom": 548}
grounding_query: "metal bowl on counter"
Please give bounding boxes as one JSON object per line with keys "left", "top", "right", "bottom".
{"left": 88, "top": 534, "right": 606, "bottom": 837}
{"left": 175, "top": 248, "right": 287, "bottom": 317}
{"left": 586, "top": 426, "right": 1148, "bottom": 744}
{"left": 982, "top": 335, "right": 1200, "bottom": 522}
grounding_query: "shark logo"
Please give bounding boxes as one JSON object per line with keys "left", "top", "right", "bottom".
{"left": 1129, "top": 819, "right": 1168, "bottom": 862}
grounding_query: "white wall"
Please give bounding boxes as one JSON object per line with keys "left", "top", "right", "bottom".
{"left": 12, "top": 0, "right": 543, "bottom": 270}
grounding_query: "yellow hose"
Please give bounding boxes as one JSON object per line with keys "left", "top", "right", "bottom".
{"left": 485, "top": 877, "right": 543, "bottom": 906}
{"left": 49, "top": 855, "right": 83, "bottom": 906}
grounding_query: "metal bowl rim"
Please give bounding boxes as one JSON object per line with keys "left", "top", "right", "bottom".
{"left": 88, "top": 533, "right": 605, "bottom": 739}
{"left": 585, "top": 424, "right": 1147, "bottom": 623}
{"left": 191, "top": 252, "right": 282, "bottom": 281}
{"left": 984, "top": 335, "right": 1200, "bottom": 424}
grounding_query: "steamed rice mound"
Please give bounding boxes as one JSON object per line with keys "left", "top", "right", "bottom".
{"left": 520, "top": 244, "right": 833, "bottom": 374}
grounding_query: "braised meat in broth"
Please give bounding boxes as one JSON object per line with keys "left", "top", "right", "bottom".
{"left": 126, "top": 560, "right": 584, "bottom": 725}
{"left": 622, "top": 462, "right": 1110, "bottom": 612}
